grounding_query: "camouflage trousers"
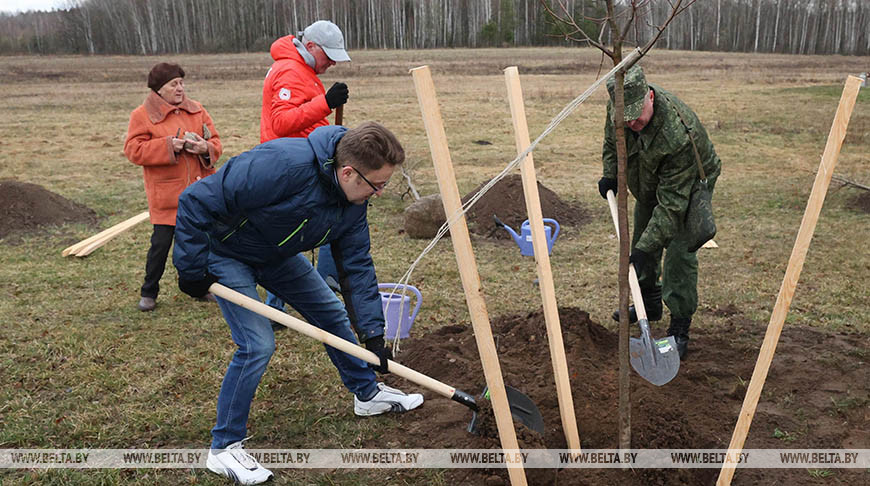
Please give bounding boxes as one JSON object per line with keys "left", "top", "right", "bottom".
{"left": 632, "top": 178, "right": 717, "bottom": 320}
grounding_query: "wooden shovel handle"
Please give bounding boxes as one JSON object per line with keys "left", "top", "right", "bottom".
{"left": 207, "top": 282, "right": 470, "bottom": 405}
{"left": 334, "top": 105, "right": 343, "bottom": 126}
{"left": 606, "top": 190, "right": 648, "bottom": 321}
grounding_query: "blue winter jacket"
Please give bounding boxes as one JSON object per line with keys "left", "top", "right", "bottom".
{"left": 173, "top": 125, "right": 385, "bottom": 341}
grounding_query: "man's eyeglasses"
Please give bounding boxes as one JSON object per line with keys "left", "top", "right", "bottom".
{"left": 348, "top": 165, "right": 388, "bottom": 193}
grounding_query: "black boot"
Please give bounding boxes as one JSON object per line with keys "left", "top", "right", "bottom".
{"left": 667, "top": 317, "right": 691, "bottom": 359}
{"left": 612, "top": 286, "right": 663, "bottom": 323}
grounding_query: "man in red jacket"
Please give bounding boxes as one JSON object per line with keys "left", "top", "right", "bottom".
{"left": 260, "top": 20, "right": 350, "bottom": 142}
{"left": 260, "top": 20, "right": 350, "bottom": 314}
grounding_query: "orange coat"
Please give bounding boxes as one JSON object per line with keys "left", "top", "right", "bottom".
{"left": 260, "top": 35, "right": 331, "bottom": 142}
{"left": 124, "top": 91, "right": 222, "bottom": 225}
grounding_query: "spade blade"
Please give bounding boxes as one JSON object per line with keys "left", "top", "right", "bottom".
{"left": 504, "top": 385, "right": 546, "bottom": 434}
{"left": 629, "top": 319, "right": 680, "bottom": 386}
{"left": 468, "top": 385, "right": 546, "bottom": 435}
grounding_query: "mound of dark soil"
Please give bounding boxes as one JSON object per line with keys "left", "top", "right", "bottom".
{"left": 380, "top": 307, "right": 868, "bottom": 485}
{"left": 461, "top": 174, "right": 589, "bottom": 239}
{"left": 0, "top": 180, "right": 97, "bottom": 240}
{"left": 847, "top": 190, "right": 870, "bottom": 214}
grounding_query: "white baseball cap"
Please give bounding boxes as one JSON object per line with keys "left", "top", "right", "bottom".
{"left": 301, "top": 20, "right": 351, "bottom": 62}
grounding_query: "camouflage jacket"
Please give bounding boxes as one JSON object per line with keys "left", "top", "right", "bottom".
{"left": 602, "top": 84, "right": 721, "bottom": 253}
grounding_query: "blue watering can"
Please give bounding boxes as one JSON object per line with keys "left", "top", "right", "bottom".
{"left": 378, "top": 283, "right": 422, "bottom": 339}
{"left": 494, "top": 215, "right": 560, "bottom": 256}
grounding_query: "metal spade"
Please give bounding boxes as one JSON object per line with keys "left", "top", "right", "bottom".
{"left": 467, "top": 385, "right": 546, "bottom": 435}
{"left": 606, "top": 191, "right": 680, "bottom": 385}
{"left": 628, "top": 293, "right": 681, "bottom": 386}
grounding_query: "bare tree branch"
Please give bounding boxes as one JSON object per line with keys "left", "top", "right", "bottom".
{"left": 539, "top": 0, "right": 612, "bottom": 55}
{"left": 541, "top": 0, "right": 695, "bottom": 63}
{"left": 639, "top": 0, "right": 695, "bottom": 57}
{"left": 400, "top": 165, "right": 421, "bottom": 200}
{"left": 832, "top": 173, "right": 870, "bottom": 192}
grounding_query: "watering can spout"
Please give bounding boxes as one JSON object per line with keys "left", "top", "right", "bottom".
{"left": 493, "top": 214, "right": 523, "bottom": 247}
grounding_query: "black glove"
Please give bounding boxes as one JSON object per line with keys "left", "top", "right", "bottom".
{"left": 598, "top": 177, "right": 617, "bottom": 199}
{"left": 364, "top": 335, "right": 391, "bottom": 374}
{"left": 178, "top": 272, "right": 218, "bottom": 299}
{"left": 629, "top": 248, "right": 650, "bottom": 273}
{"left": 325, "top": 82, "right": 349, "bottom": 109}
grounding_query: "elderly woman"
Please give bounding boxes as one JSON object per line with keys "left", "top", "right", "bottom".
{"left": 124, "top": 62, "right": 222, "bottom": 312}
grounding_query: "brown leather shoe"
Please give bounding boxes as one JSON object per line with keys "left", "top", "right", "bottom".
{"left": 137, "top": 296, "right": 156, "bottom": 312}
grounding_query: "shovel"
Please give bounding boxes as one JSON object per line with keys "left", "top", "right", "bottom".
{"left": 467, "top": 385, "right": 545, "bottom": 434}
{"left": 207, "top": 283, "right": 545, "bottom": 434}
{"left": 606, "top": 191, "right": 680, "bottom": 386}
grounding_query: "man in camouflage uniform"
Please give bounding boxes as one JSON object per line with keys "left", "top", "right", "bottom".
{"left": 598, "top": 64, "right": 721, "bottom": 358}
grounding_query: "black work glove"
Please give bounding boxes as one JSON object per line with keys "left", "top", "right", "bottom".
{"left": 598, "top": 177, "right": 617, "bottom": 199}
{"left": 178, "top": 272, "right": 218, "bottom": 299}
{"left": 325, "top": 82, "right": 349, "bottom": 109}
{"left": 364, "top": 335, "right": 391, "bottom": 374}
{"left": 629, "top": 248, "right": 650, "bottom": 273}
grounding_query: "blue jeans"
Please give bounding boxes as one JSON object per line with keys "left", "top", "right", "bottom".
{"left": 208, "top": 251, "right": 378, "bottom": 449}
{"left": 264, "top": 245, "right": 339, "bottom": 309}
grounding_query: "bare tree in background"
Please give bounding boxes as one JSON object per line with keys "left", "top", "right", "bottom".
{"left": 541, "top": 0, "right": 695, "bottom": 451}
{"left": 0, "top": 0, "right": 867, "bottom": 55}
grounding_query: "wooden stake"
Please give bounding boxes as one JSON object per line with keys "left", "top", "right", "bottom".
{"left": 504, "top": 66, "right": 582, "bottom": 453}
{"left": 62, "top": 211, "right": 150, "bottom": 257}
{"left": 411, "top": 65, "right": 527, "bottom": 486}
{"left": 335, "top": 105, "right": 344, "bottom": 126}
{"left": 716, "top": 76, "right": 863, "bottom": 486}
{"left": 74, "top": 211, "right": 150, "bottom": 257}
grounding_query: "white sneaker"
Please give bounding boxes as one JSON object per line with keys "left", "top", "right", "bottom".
{"left": 206, "top": 441, "right": 273, "bottom": 485}
{"left": 354, "top": 383, "right": 424, "bottom": 416}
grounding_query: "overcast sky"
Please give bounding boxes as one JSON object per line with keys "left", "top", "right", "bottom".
{"left": 0, "top": 0, "right": 67, "bottom": 14}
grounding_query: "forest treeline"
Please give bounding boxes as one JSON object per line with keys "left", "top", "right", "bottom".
{"left": 1, "top": 0, "right": 868, "bottom": 56}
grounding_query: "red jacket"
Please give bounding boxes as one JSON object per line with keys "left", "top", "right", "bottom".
{"left": 260, "top": 35, "right": 331, "bottom": 142}
{"left": 124, "top": 92, "right": 221, "bottom": 225}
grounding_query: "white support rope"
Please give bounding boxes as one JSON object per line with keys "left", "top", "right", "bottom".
{"left": 387, "top": 49, "right": 642, "bottom": 352}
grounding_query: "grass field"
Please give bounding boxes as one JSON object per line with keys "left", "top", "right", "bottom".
{"left": 0, "top": 47, "right": 868, "bottom": 485}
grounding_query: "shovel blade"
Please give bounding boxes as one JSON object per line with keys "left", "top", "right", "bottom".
{"left": 504, "top": 385, "right": 546, "bottom": 434}
{"left": 468, "top": 385, "right": 546, "bottom": 435}
{"left": 629, "top": 319, "right": 680, "bottom": 386}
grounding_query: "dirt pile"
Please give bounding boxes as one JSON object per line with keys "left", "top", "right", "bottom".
{"left": 461, "top": 174, "right": 589, "bottom": 239}
{"left": 402, "top": 174, "right": 589, "bottom": 240}
{"left": 0, "top": 180, "right": 97, "bottom": 240}
{"left": 379, "top": 307, "right": 868, "bottom": 485}
{"left": 847, "top": 190, "right": 870, "bottom": 214}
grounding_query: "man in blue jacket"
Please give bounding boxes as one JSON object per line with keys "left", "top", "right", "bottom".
{"left": 173, "top": 122, "right": 423, "bottom": 485}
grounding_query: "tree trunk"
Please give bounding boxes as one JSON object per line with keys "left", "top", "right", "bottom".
{"left": 754, "top": 0, "right": 762, "bottom": 52}
{"left": 716, "top": 0, "right": 721, "bottom": 48}
{"left": 773, "top": 0, "right": 780, "bottom": 52}
{"left": 602, "top": 0, "right": 632, "bottom": 455}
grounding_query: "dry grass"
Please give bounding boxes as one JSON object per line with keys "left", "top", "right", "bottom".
{"left": 0, "top": 47, "right": 868, "bottom": 485}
